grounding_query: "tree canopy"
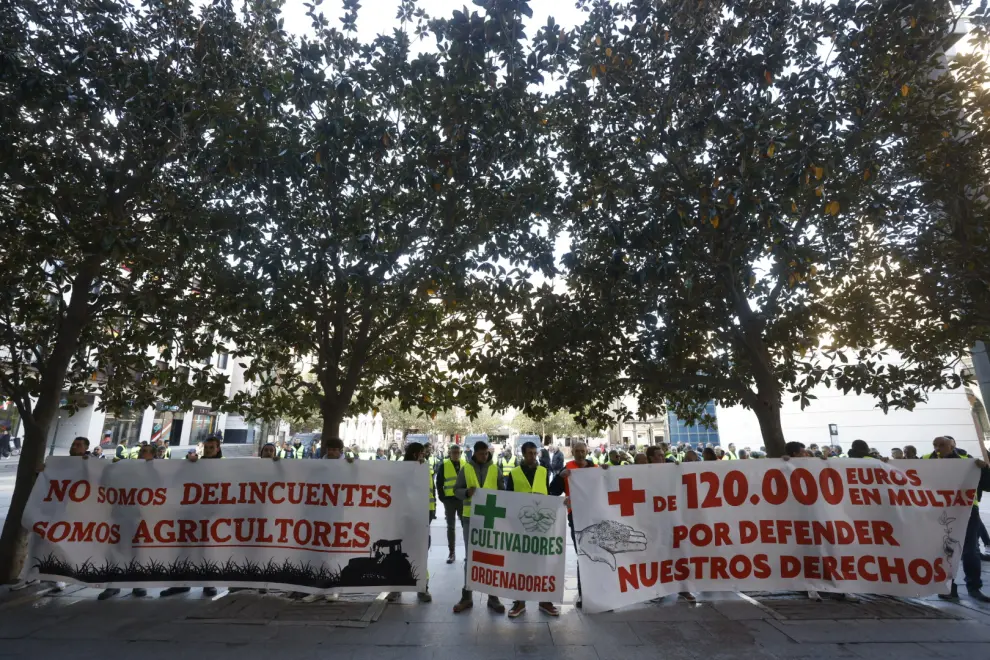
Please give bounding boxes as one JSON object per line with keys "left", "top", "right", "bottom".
{"left": 4, "top": 0, "right": 990, "bottom": 584}
{"left": 0, "top": 0, "right": 289, "bottom": 581}
{"left": 477, "top": 0, "right": 990, "bottom": 456}
{"left": 206, "top": 0, "right": 559, "bottom": 453}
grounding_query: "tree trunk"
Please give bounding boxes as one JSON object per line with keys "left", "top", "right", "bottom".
{"left": 0, "top": 418, "right": 48, "bottom": 582}
{"left": 752, "top": 394, "right": 786, "bottom": 458}
{"left": 320, "top": 402, "right": 346, "bottom": 456}
{"left": 0, "top": 258, "right": 99, "bottom": 581}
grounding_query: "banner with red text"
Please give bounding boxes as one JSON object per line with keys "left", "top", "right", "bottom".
{"left": 22, "top": 457, "right": 429, "bottom": 593}
{"left": 569, "top": 459, "right": 980, "bottom": 613}
{"left": 466, "top": 489, "right": 567, "bottom": 602}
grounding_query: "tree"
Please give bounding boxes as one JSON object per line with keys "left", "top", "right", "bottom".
{"left": 479, "top": 0, "right": 990, "bottom": 456}
{"left": 464, "top": 406, "right": 504, "bottom": 436}
{"left": 426, "top": 408, "right": 467, "bottom": 442}
{"left": 212, "top": 0, "right": 558, "bottom": 454}
{"left": 510, "top": 409, "right": 596, "bottom": 438}
{"left": 0, "top": 0, "right": 275, "bottom": 580}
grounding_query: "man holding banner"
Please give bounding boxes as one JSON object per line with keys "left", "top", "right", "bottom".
{"left": 567, "top": 455, "right": 983, "bottom": 613}
{"left": 547, "top": 440, "right": 604, "bottom": 609}
{"left": 502, "top": 441, "right": 559, "bottom": 617}
{"left": 465, "top": 443, "right": 566, "bottom": 617}
{"left": 453, "top": 440, "right": 505, "bottom": 614}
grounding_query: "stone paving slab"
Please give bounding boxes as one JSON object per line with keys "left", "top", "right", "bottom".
{"left": 1, "top": 516, "right": 990, "bottom": 659}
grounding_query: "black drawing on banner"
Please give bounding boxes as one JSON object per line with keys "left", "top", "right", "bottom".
{"left": 519, "top": 502, "right": 557, "bottom": 533}
{"left": 338, "top": 539, "right": 417, "bottom": 587}
{"left": 33, "top": 542, "right": 419, "bottom": 589}
{"left": 33, "top": 554, "right": 345, "bottom": 587}
{"left": 938, "top": 511, "right": 960, "bottom": 564}
{"left": 574, "top": 520, "right": 648, "bottom": 570}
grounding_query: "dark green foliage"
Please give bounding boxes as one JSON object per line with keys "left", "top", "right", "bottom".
{"left": 477, "top": 0, "right": 990, "bottom": 456}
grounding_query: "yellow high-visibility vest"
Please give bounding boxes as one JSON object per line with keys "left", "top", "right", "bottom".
{"left": 462, "top": 463, "right": 498, "bottom": 516}
{"left": 442, "top": 459, "right": 459, "bottom": 497}
{"left": 499, "top": 456, "right": 518, "bottom": 476}
{"left": 509, "top": 465, "right": 548, "bottom": 495}
{"left": 428, "top": 468, "right": 436, "bottom": 512}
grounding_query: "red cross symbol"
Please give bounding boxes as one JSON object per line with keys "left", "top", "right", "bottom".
{"left": 607, "top": 478, "right": 646, "bottom": 517}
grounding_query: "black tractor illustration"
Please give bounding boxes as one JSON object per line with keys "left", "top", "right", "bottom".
{"left": 339, "top": 539, "right": 417, "bottom": 587}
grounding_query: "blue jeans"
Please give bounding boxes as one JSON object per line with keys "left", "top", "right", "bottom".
{"left": 961, "top": 506, "right": 983, "bottom": 591}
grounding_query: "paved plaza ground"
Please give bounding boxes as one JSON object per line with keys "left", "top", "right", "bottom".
{"left": 1, "top": 458, "right": 990, "bottom": 659}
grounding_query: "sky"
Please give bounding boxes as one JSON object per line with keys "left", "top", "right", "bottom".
{"left": 273, "top": 0, "right": 580, "bottom": 286}
{"left": 276, "top": 0, "right": 587, "bottom": 43}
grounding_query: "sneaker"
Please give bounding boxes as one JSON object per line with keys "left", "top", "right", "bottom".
{"left": 49, "top": 582, "right": 66, "bottom": 593}
{"left": 538, "top": 602, "right": 560, "bottom": 616}
{"left": 487, "top": 596, "right": 505, "bottom": 614}
{"left": 680, "top": 591, "right": 697, "bottom": 602}
{"left": 387, "top": 592, "right": 400, "bottom": 602}
{"left": 508, "top": 601, "right": 526, "bottom": 618}
{"left": 160, "top": 587, "right": 191, "bottom": 598}
{"left": 446, "top": 552, "right": 455, "bottom": 565}
{"left": 575, "top": 596, "right": 582, "bottom": 609}
{"left": 417, "top": 591, "right": 432, "bottom": 603}
{"left": 967, "top": 588, "right": 990, "bottom": 603}
{"left": 807, "top": 590, "right": 822, "bottom": 602}
{"left": 302, "top": 593, "right": 324, "bottom": 603}
{"left": 8, "top": 579, "right": 38, "bottom": 592}
{"left": 453, "top": 598, "right": 473, "bottom": 613}
{"left": 97, "top": 588, "right": 120, "bottom": 601}
{"left": 131, "top": 588, "right": 147, "bottom": 597}
{"left": 203, "top": 587, "right": 218, "bottom": 597}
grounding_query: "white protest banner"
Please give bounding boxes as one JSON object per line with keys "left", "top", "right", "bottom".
{"left": 570, "top": 459, "right": 980, "bottom": 613}
{"left": 466, "top": 488, "right": 567, "bottom": 603}
{"left": 22, "top": 457, "right": 429, "bottom": 593}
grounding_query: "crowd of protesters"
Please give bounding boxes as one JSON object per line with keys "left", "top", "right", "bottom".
{"left": 6, "top": 430, "right": 989, "bottom": 608}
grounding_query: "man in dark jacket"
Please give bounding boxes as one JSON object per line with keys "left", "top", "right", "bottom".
{"left": 550, "top": 444, "right": 565, "bottom": 476}
{"left": 929, "top": 436, "right": 990, "bottom": 603}
{"left": 436, "top": 444, "right": 465, "bottom": 564}
{"left": 504, "top": 441, "right": 558, "bottom": 618}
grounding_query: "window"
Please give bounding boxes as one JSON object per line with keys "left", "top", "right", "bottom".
{"left": 190, "top": 408, "right": 219, "bottom": 445}
{"left": 217, "top": 353, "right": 229, "bottom": 370}
{"left": 667, "top": 401, "right": 721, "bottom": 447}
{"left": 104, "top": 405, "right": 142, "bottom": 447}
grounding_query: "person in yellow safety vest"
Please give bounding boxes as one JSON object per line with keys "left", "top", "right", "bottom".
{"left": 277, "top": 440, "right": 294, "bottom": 459}
{"left": 498, "top": 447, "right": 518, "bottom": 476}
{"left": 658, "top": 442, "right": 677, "bottom": 463}
{"left": 926, "top": 435, "right": 990, "bottom": 603}
{"left": 113, "top": 443, "right": 128, "bottom": 462}
{"left": 437, "top": 444, "right": 464, "bottom": 564}
{"left": 602, "top": 449, "right": 629, "bottom": 466}
{"left": 504, "top": 440, "right": 560, "bottom": 618}
{"left": 723, "top": 443, "right": 739, "bottom": 460}
{"left": 452, "top": 440, "right": 505, "bottom": 614}
{"left": 387, "top": 441, "right": 434, "bottom": 603}
{"left": 128, "top": 442, "right": 145, "bottom": 459}
{"left": 424, "top": 444, "right": 440, "bottom": 473}
{"left": 388, "top": 444, "right": 403, "bottom": 460}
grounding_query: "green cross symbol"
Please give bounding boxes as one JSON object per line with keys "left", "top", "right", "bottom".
{"left": 474, "top": 493, "right": 507, "bottom": 530}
